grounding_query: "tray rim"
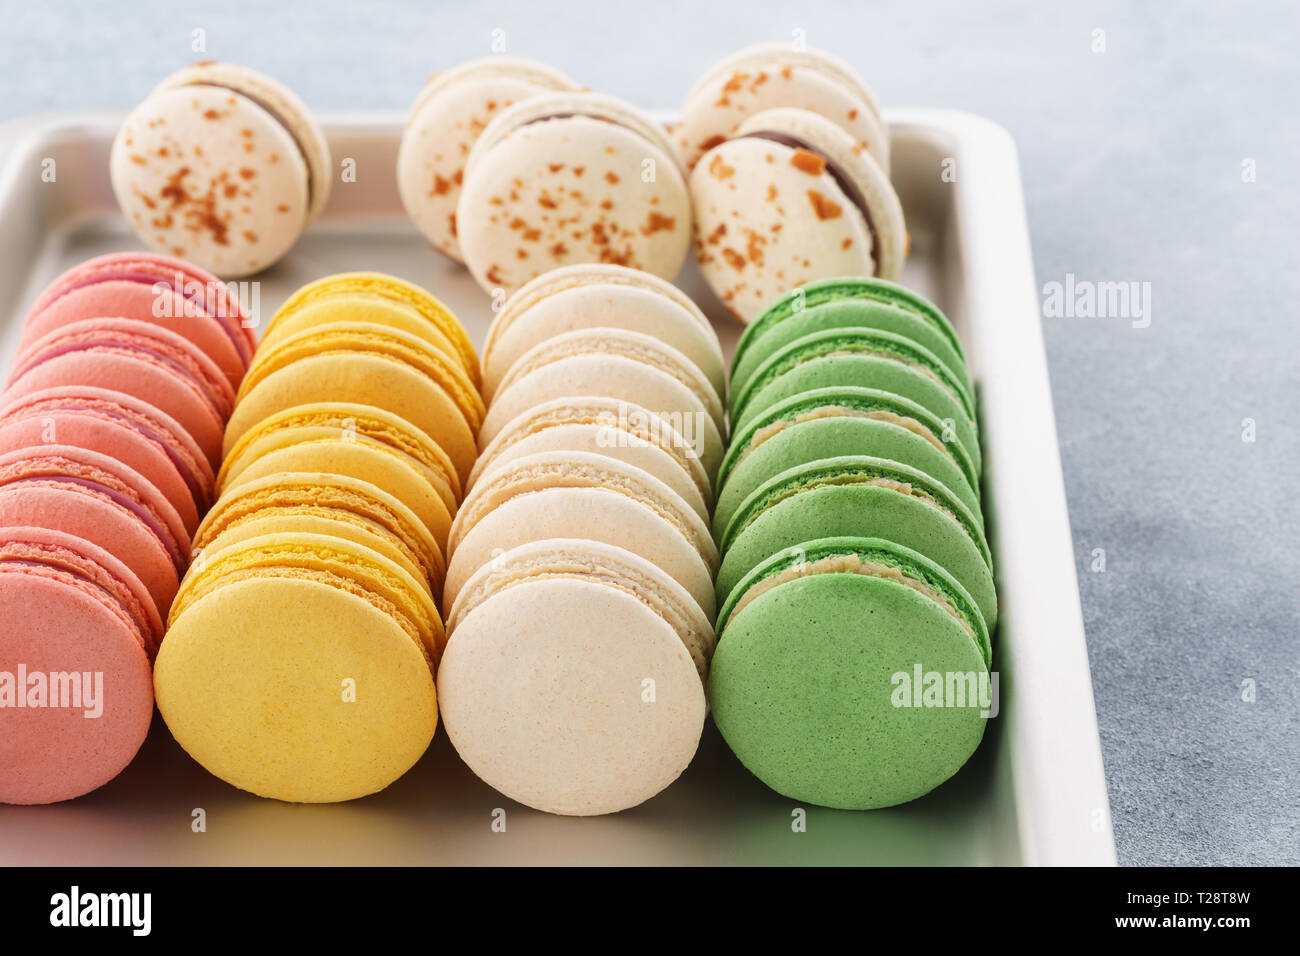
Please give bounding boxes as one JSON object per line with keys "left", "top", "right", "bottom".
{"left": 0, "top": 107, "right": 1116, "bottom": 866}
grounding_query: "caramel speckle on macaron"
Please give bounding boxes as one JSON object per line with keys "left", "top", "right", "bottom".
{"left": 807, "top": 189, "right": 843, "bottom": 220}
{"left": 790, "top": 148, "right": 827, "bottom": 176}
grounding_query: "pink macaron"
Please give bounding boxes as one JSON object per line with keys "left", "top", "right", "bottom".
{"left": 0, "top": 386, "right": 217, "bottom": 533}
{"left": 5, "top": 318, "right": 236, "bottom": 467}
{"left": 0, "top": 445, "right": 190, "bottom": 613}
{"left": 0, "top": 526, "right": 160, "bottom": 804}
{"left": 20, "top": 252, "right": 255, "bottom": 386}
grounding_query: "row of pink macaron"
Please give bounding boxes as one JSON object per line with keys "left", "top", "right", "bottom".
{"left": 0, "top": 252, "right": 247, "bottom": 804}
{"left": 109, "top": 46, "right": 902, "bottom": 323}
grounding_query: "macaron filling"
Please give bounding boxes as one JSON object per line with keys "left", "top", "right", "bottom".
{"left": 740, "top": 129, "right": 881, "bottom": 272}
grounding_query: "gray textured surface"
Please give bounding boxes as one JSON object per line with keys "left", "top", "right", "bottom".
{"left": 0, "top": 0, "right": 1295, "bottom": 866}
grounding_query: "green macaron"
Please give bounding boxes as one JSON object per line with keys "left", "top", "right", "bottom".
{"left": 730, "top": 332, "right": 981, "bottom": 474}
{"left": 710, "top": 536, "right": 992, "bottom": 810}
{"left": 716, "top": 455, "right": 996, "bottom": 631}
{"left": 714, "top": 386, "right": 981, "bottom": 538}
{"left": 730, "top": 297, "right": 970, "bottom": 402}
{"left": 733, "top": 277, "right": 965, "bottom": 389}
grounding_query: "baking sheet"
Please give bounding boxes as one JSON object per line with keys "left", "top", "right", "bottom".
{"left": 0, "top": 110, "right": 1115, "bottom": 865}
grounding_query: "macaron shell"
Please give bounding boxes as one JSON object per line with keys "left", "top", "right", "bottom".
{"left": 270, "top": 273, "right": 480, "bottom": 388}
{"left": 482, "top": 280, "right": 726, "bottom": 401}
{"left": 715, "top": 415, "right": 982, "bottom": 537}
{"left": 471, "top": 422, "right": 709, "bottom": 522}
{"left": 457, "top": 112, "right": 692, "bottom": 295}
{"left": 0, "top": 571, "right": 155, "bottom": 804}
{"left": 675, "top": 48, "right": 889, "bottom": 172}
{"left": 437, "top": 578, "right": 706, "bottom": 815}
{"left": 110, "top": 85, "right": 310, "bottom": 277}
{"left": 481, "top": 354, "right": 723, "bottom": 478}
{"left": 709, "top": 572, "right": 988, "bottom": 809}
{"left": 24, "top": 252, "right": 257, "bottom": 360}
{"left": 158, "top": 61, "right": 331, "bottom": 223}
{"left": 734, "top": 354, "right": 982, "bottom": 473}
{"left": 716, "top": 482, "right": 997, "bottom": 631}
{"left": 730, "top": 299, "right": 971, "bottom": 398}
{"left": 398, "top": 63, "right": 579, "bottom": 262}
{"left": 155, "top": 576, "right": 437, "bottom": 803}
{"left": 222, "top": 440, "right": 453, "bottom": 555}
{"left": 691, "top": 135, "right": 879, "bottom": 322}
{"left": 225, "top": 353, "right": 478, "bottom": 484}
{"left": 20, "top": 280, "right": 247, "bottom": 387}
{"left": 258, "top": 294, "right": 464, "bottom": 364}
{"left": 444, "top": 486, "right": 717, "bottom": 621}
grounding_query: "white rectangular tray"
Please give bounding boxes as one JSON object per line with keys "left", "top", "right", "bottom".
{"left": 0, "top": 110, "right": 1115, "bottom": 865}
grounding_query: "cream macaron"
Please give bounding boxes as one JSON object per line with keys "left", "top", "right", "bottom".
{"left": 456, "top": 92, "right": 692, "bottom": 296}
{"left": 690, "top": 107, "right": 906, "bottom": 322}
{"left": 443, "top": 450, "right": 719, "bottom": 620}
{"left": 674, "top": 43, "right": 888, "bottom": 173}
{"left": 467, "top": 396, "right": 712, "bottom": 522}
{"left": 110, "top": 62, "right": 330, "bottom": 277}
{"left": 397, "top": 57, "right": 581, "bottom": 263}
{"left": 438, "top": 538, "right": 710, "bottom": 816}
{"left": 480, "top": 263, "right": 726, "bottom": 401}
{"left": 479, "top": 328, "right": 725, "bottom": 478}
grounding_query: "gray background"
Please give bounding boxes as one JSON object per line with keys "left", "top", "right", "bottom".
{"left": 1, "top": 0, "right": 1295, "bottom": 866}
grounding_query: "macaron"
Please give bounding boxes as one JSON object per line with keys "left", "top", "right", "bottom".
{"left": 457, "top": 92, "right": 692, "bottom": 295}
{"left": 193, "top": 471, "right": 446, "bottom": 598}
{"left": 715, "top": 386, "right": 982, "bottom": 537}
{"left": 6, "top": 318, "right": 237, "bottom": 467}
{"left": 437, "top": 540, "right": 709, "bottom": 815}
{"left": 0, "top": 386, "right": 217, "bottom": 534}
{"left": 729, "top": 328, "right": 980, "bottom": 472}
{"left": 674, "top": 44, "right": 889, "bottom": 173}
{"left": 481, "top": 263, "right": 726, "bottom": 401}
{"left": 219, "top": 402, "right": 461, "bottom": 511}
{"left": 691, "top": 108, "right": 906, "bottom": 321}
{"left": 154, "top": 532, "right": 439, "bottom": 802}
{"left": 469, "top": 397, "right": 711, "bottom": 521}
{"left": 219, "top": 437, "right": 453, "bottom": 556}
{"left": 227, "top": 321, "right": 483, "bottom": 483}
{"left": 444, "top": 451, "right": 718, "bottom": 620}
{"left": 730, "top": 277, "right": 969, "bottom": 399}
{"left": 709, "top": 536, "right": 991, "bottom": 810}
{"left": 397, "top": 57, "right": 581, "bottom": 263}
{"left": 262, "top": 272, "right": 481, "bottom": 389}
{"left": 110, "top": 62, "right": 330, "bottom": 277}
{"left": 480, "top": 328, "right": 725, "bottom": 478}
{"left": 19, "top": 252, "right": 255, "bottom": 387}
{"left": 0, "top": 445, "right": 190, "bottom": 615}
{"left": 715, "top": 455, "right": 996, "bottom": 631}
{"left": 0, "top": 527, "right": 161, "bottom": 804}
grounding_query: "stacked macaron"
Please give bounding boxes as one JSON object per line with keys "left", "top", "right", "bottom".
{"left": 0, "top": 252, "right": 249, "bottom": 804}
{"left": 152, "top": 272, "right": 480, "bottom": 802}
{"left": 679, "top": 46, "right": 905, "bottom": 321}
{"left": 111, "top": 62, "right": 331, "bottom": 277}
{"left": 437, "top": 263, "right": 725, "bottom": 815}
{"left": 709, "top": 277, "right": 997, "bottom": 810}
